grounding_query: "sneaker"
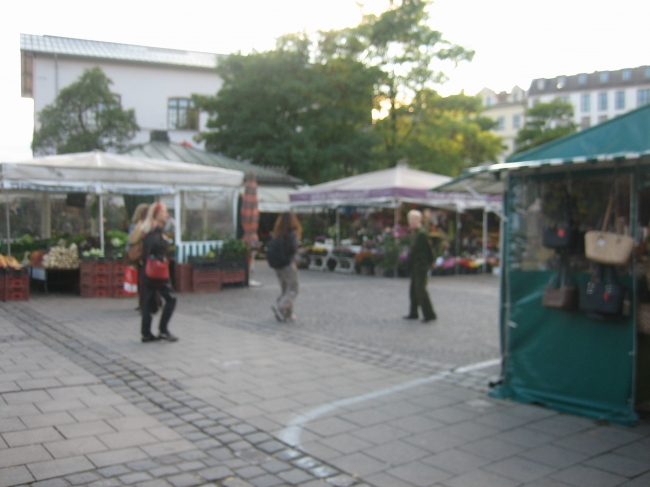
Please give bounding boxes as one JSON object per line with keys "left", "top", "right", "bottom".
{"left": 272, "top": 304, "right": 285, "bottom": 322}
{"left": 158, "top": 332, "right": 179, "bottom": 342}
{"left": 141, "top": 335, "right": 159, "bottom": 343}
{"left": 285, "top": 313, "right": 297, "bottom": 323}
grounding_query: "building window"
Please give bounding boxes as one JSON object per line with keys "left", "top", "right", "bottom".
{"left": 622, "top": 69, "right": 631, "bottom": 81}
{"left": 561, "top": 96, "right": 570, "bottom": 104}
{"left": 638, "top": 89, "right": 650, "bottom": 107}
{"left": 598, "top": 93, "right": 608, "bottom": 111}
{"left": 536, "top": 79, "right": 545, "bottom": 90}
{"left": 646, "top": 67, "right": 650, "bottom": 78}
{"left": 615, "top": 91, "right": 625, "bottom": 109}
{"left": 581, "top": 94, "right": 591, "bottom": 112}
{"left": 598, "top": 115, "right": 608, "bottom": 124}
{"left": 513, "top": 115, "right": 521, "bottom": 129}
{"left": 600, "top": 72, "right": 609, "bottom": 83}
{"left": 578, "top": 74, "right": 588, "bottom": 85}
{"left": 168, "top": 98, "right": 198, "bottom": 130}
{"left": 21, "top": 52, "right": 34, "bottom": 98}
{"left": 496, "top": 117, "right": 505, "bottom": 131}
{"left": 580, "top": 117, "right": 591, "bottom": 130}
{"left": 485, "top": 97, "right": 492, "bottom": 107}
{"left": 557, "top": 76, "right": 566, "bottom": 89}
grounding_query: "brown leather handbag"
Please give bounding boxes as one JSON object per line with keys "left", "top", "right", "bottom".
{"left": 542, "top": 253, "right": 578, "bottom": 311}
{"left": 125, "top": 242, "right": 142, "bottom": 266}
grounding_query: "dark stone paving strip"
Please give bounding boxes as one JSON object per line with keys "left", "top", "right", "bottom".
{"left": 2, "top": 304, "right": 362, "bottom": 487}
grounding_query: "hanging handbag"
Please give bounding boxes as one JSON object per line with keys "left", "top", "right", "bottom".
{"left": 145, "top": 255, "right": 170, "bottom": 280}
{"left": 543, "top": 190, "right": 579, "bottom": 250}
{"left": 584, "top": 194, "right": 634, "bottom": 265}
{"left": 542, "top": 254, "right": 578, "bottom": 310}
{"left": 125, "top": 241, "right": 142, "bottom": 266}
{"left": 579, "top": 264, "right": 627, "bottom": 317}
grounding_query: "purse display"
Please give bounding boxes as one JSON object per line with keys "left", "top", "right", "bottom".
{"left": 542, "top": 253, "right": 578, "bottom": 310}
{"left": 145, "top": 255, "right": 170, "bottom": 280}
{"left": 543, "top": 188, "right": 579, "bottom": 250}
{"left": 579, "top": 264, "right": 627, "bottom": 317}
{"left": 584, "top": 194, "right": 634, "bottom": 266}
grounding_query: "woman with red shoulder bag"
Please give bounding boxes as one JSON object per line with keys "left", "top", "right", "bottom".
{"left": 139, "top": 202, "right": 178, "bottom": 343}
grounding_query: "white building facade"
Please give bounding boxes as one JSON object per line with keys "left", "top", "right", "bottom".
{"left": 528, "top": 66, "right": 650, "bottom": 130}
{"left": 21, "top": 34, "right": 223, "bottom": 150}
{"left": 477, "top": 86, "right": 527, "bottom": 161}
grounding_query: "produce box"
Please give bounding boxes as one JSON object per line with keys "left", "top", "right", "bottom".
{"left": 3, "top": 273, "right": 29, "bottom": 301}
{"left": 80, "top": 284, "right": 110, "bottom": 298}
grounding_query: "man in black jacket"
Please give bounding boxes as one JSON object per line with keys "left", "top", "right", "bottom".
{"left": 403, "top": 209, "right": 437, "bottom": 323}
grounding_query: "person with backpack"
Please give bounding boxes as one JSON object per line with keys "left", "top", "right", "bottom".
{"left": 267, "top": 212, "right": 302, "bottom": 322}
{"left": 403, "top": 209, "right": 437, "bottom": 323}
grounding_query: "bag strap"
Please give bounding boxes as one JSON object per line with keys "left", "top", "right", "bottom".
{"left": 600, "top": 194, "right": 615, "bottom": 233}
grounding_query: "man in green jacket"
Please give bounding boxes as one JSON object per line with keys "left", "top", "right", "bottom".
{"left": 403, "top": 209, "right": 437, "bottom": 323}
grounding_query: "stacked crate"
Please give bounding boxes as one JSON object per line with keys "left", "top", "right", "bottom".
{"left": 192, "top": 268, "right": 221, "bottom": 293}
{"left": 174, "top": 263, "right": 193, "bottom": 292}
{"left": 110, "top": 262, "right": 127, "bottom": 297}
{"left": 80, "top": 261, "right": 111, "bottom": 297}
{"left": 3, "top": 270, "right": 30, "bottom": 301}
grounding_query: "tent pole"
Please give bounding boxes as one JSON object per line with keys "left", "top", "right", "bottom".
{"left": 455, "top": 206, "right": 461, "bottom": 275}
{"left": 394, "top": 200, "right": 399, "bottom": 279}
{"left": 335, "top": 207, "right": 340, "bottom": 247}
{"left": 5, "top": 193, "right": 10, "bottom": 257}
{"left": 483, "top": 208, "right": 488, "bottom": 273}
{"left": 98, "top": 194, "right": 105, "bottom": 252}
{"left": 41, "top": 194, "right": 51, "bottom": 239}
{"left": 174, "top": 191, "right": 182, "bottom": 263}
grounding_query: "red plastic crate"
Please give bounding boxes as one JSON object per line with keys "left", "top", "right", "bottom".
{"left": 6, "top": 289, "right": 29, "bottom": 301}
{"left": 80, "top": 261, "right": 111, "bottom": 276}
{"left": 110, "top": 285, "right": 132, "bottom": 298}
{"left": 111, "top": 274, "right": 125, "bottom": 287}
{"left": 6, "top": 274, "right": 29, "bottom": 290}
{"left": 80, "top": 273, "right": 110, "bottom": 287}
{"left": 111, "top": 262, "right": 126, "bottom": 277}
{"left": 175, "top": 263, "right": 193, "bottom": 292}
{"left": 221, "top": 269, "right": 246, "bottom": 284}
{"left": 80, "top": 284, "right": 110, "bottom": 298}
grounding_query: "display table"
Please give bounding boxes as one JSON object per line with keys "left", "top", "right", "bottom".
{"left": 31, "top": 267, "right": 80, "bottom": 294}
{"left": 307, "top": 244, "right": 361, "bottom": 274}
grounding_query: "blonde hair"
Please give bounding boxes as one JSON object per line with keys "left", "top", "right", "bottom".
{"left": 131, "top": 203, "right": 150, "bottom": 224}
{"left": 407, "top": 209, "right": 423, "bottom": 222}
{"left": 140, "top": 202, "right": 166, "bottom": 235}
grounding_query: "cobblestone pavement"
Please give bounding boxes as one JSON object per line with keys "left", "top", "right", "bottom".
{"left": 1, "top": 263, "right": 649, "bottom": 487}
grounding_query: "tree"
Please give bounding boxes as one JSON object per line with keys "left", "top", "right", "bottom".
{"left": 32, "top": 67, "right": 138, "bottom": 155}
{"left": 399, "top": 90, "right": 503, "bottom": 176}
{"left": 514, "top": 99, "right": 577, "bottom": 155}
{"left": 194, "top": 36, "right": 381, "bottom": 184}
{"left": 317, "top": 0, "right": 475, "bottom": 166}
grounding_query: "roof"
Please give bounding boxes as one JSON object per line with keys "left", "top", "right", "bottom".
{"left": 124, "top": 141, "right": 303, "bottom": 186}
{"left": 528, "top": 65, "right": 650, "bottom": 96}
{"left": 435, "top": 103, "right": 650, "bottom": 195}
{"left": 1, "top": 151, "right": 244, "bottom": 195}
{"left": 21, "top": 34, "right": 220, "bottom": 69}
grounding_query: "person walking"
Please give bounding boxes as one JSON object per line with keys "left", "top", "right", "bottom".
{"left": 403, "top": 209, "right": 437, "bottom": 323}
{"left": 139, "top": 202, "right": 178, "bottom": 342}
{"left": 127, "top": 203, "right": 149, "bottom": 311}
{"left": 270, "top": 212, "right": 301, "bottom": 323}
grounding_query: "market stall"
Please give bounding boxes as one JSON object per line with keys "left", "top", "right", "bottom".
{"left": 0, "top": 151, "right": 245, "bottom": 297}
{"left": 289, "top": 163, "right": 502, "bottom": 275}
{"left": 436, "top": 103, "right": 650, "bottom": 425}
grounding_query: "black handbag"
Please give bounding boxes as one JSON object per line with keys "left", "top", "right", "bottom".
{"left": 543, "top": 188, "right": 579, "bottom": 250}
{"left": 579, "top": 264, "right": 627, "bottom": 317}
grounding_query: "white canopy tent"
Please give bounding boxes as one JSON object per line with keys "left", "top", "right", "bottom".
{"left": 1, "top": 151, "right": 244, "bottom": 259}
{"left": 290, "top": 164, "right": 502, "bottom": 268}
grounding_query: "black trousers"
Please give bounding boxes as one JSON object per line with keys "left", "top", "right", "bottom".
{"left": 141, "top": 283, "right": 176, "bottom": 337}
{"left": 409, "top": 267, "right": 436, "bottom": 320}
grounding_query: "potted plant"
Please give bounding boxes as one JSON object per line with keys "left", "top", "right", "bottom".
{"left": 219, "top": 238, "right": 249, "bottom": 285}
{"left": 355, "top": 250, "right": 376, "bottom": 275}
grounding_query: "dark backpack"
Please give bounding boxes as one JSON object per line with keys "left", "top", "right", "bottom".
{"left": 266, "top": 237, "right": 290, "bottom": 269}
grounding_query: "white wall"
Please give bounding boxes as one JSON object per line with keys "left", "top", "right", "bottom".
{"left": 31, "top": 55, "right": 223, "bottom": 147}
{"left": 531, "top": 86, "right": 647, "bottom": 129}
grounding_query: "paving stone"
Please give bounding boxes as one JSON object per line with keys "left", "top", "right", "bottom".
{"left": 150, "top": 465, "right": 180, "bottom": 477}
{"left": 197, "top": 465, "right": 233, "bottom": 481}
{"left": 278, "top": 468, "right": 314, "bottom": 485}
{"left": 3, "top": 426, "right": 64, "bottom": 447}
{"left": 28, "top": 455, "right": 96, "bottom": 481}
{"left": 274, "top": 449, "right": 302, "bottom": 461}
{"left": 484, "top": 456, "right": 557, "bottom": 483}
{"left": 550, "top": 464, "right": 628, "bottom": 487}
{"left": 134, "top": 480, "right": 173, "bottom": 487}
{"left": 257, "top": 441, "right": 286, "bottom": 454}
{"left": 66, "top": 471, "right": 101, "bottom": 485}
{"left": 248, "top": 474, "right": 284, "bottom": 487}
{"left": 98, "top": 465, "right": 132, "bottom": 477}
{"left": 324, "top": 474, "right": 356, "bottom": 487}
{"left": 443, "top": 469, "right": 521, "bottom": 487}
{"left": 119, "top": 472, "right": 153, "bottom": 485}
{"left": 261, "top": 460, "right": 292, "bottom": 474}
{"left": 89, "top": 447, "right": 149, "bottom": 467}
{"left": 0, "top": 444, "right": 53, "bottom": 468}
{"left": 29, "top": 478, "right": 67, "bottom": 487}
{"left": 291, "top": 457, "right": 320, "bottom": 470}
{"left": 222, "top": 478, "right": 255, "bottom": 487}
{"left": 167, "top": 472, "right": 203, "bottom": 487}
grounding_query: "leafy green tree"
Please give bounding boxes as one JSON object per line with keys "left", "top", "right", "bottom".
{"left": 400, "top": 90, "right": 502, "bottom": 175}
{"left": 514, "top": 99, "right": 577, "bottom": 155}
{"left": 194, "top": 36, "right": 381, "bottom": 184}
{"left": 317, "top": 0, "right": 475, "bottom": 166}
{"left": 32, "top": 67, "right": 138, "bottom": 155}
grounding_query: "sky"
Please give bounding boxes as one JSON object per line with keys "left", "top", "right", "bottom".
{"left": 1, "top": 0, "right": 649, "bottom": 161}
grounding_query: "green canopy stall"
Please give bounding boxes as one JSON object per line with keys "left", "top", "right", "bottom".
{"left": 436, "top": 104, "right": 650, "bottom": 426}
